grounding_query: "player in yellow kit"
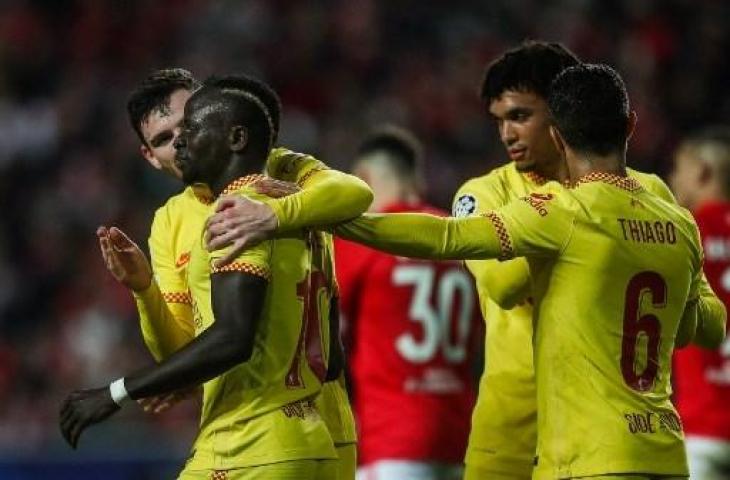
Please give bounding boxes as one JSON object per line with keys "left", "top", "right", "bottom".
{"left": 450, "top": 41, "right": 725, "bottom": 479}
{"left": 331, "top": 64, "right": 714, "bottom": 479}
{"left": 96, "top": 70, "right": 360, "bottom": 478}
{"left": 63, "top": 75, "right": 367, "bottom": 479}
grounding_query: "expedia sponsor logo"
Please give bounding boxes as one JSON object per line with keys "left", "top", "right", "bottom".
{"left": 521, "top": 193, "right": 554, "bottom": 217}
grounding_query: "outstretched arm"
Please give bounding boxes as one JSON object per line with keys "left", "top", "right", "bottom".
{"left": 59, "top": 272, "right": 266, "bottom": 448}
{"left": 333, "top": 212, "right": 506, "bottom": 260}
{"left": 205, "top": 149, "right": 373, "bottom": 267}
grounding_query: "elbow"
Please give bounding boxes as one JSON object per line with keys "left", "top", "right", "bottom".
{"left": 490, "top": 289, "right": 520, "bottom": 310}
{"left": 348, "top": 176, "right": 374, "bottom": 215}
{"left": 211, "top": 326, "right": 255, "bottom": 365}
{"left": 693, "top": 300, "right": 727, "bottom": 349}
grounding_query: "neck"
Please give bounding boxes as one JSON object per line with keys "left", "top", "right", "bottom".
{"left": 567, "top": 149, "right": 626, "bottom": 183}
{"left": 210, "top": 153, "right": 265, "bottom": 196}
{"left": 534, "top": 157, "right": 568, "bottom": 183}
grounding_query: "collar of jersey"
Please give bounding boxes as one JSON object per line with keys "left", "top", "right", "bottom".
{"left": 523, "top": 170, "right": 550, "bottom": 186}
{"left": 191, "top": 184, "right": 215, "bottom": 205}
{"left": 220, "top": 174, "right": 267, "bottom": 197}
{"left": 573, "top": 172, "right": 643, "bottom": 192}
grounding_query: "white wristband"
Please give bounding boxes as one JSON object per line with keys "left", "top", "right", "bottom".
{"left": 109, "top": 377, "right": 130, "bottom": 406}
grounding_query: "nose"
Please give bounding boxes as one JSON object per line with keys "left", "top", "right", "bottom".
{"left": 500, "top": 121, "right": 517, "bottom": 146}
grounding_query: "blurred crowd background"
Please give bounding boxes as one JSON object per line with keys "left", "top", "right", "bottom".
{"left": 0, "top": 0, "right": 728, "bottom": 475}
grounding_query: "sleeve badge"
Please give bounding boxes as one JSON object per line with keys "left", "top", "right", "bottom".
{"left": 453, "top": 194, "right": 478, "bottom": 217}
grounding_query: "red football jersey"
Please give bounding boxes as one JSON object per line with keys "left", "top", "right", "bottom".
{"left": 335, "top": 202, "right": 481, "bottom": 465}
{"left": 674, "top": 200, "right": 730, "bottom": 440}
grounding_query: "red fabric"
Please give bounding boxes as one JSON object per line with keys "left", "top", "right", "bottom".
{"left": 674, "top": 200, "right": 730, "bottom": 440}
{"left": 335, "top": 202, "right": 481, "bottom": 464}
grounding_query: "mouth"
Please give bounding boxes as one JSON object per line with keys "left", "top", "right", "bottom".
{"left": 508, "top": 147, "right": 527, "bottom": 161}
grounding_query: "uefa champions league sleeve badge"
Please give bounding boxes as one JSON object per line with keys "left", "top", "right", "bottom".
{"left": 453, "top": 194, "right": 477, "bottom": 217}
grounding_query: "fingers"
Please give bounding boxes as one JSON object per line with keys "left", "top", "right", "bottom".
{"left": 214, "top": 195, "right": 237, "bottom": 213}
{"left": 207, "top": 228, "right": 241, "bottom": 252}
{"left": 212, "top": 240, "right": 246, "bottom": 268}
{"left": 109, "top": 227, "right": 136, "bottom": 251}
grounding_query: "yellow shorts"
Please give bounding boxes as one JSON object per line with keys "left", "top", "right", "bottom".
{"left": 178, "top": 459, "right": 338, "bottom": 480}
{"left": 336, "top": 443, "right": 357, "bottom": 480}
{"left": 463, "top": 462, "right": 531, "bottom": 480}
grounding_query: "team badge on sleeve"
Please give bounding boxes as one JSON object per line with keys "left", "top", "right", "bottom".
{"left": 453, "top": 194, "right": 477, "bottom": 217}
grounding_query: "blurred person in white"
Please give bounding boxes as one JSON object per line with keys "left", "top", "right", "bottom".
{"left": 332, "top": 126, "right": 481, "bottom": 480}
{"left": 671, "top": 126, "right": 730, "bottom": 480}
{"left": 94, "top": 68, "right": 366, "bottom": 479}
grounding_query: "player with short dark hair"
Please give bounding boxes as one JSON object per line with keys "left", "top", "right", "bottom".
{"left": 449, "top": 42, "right": 726, "bottom": 479}
{"left": 330, "top": 63, "right": 714, "bottom": 479}
{"left": 75, "top": 70, "right": 371, "bottom": 479}
{"left": 671, "top": 125, "right": 730, "bottom": 479}
{"left": 335, "top": 126, "right": 480, "bottom": 480}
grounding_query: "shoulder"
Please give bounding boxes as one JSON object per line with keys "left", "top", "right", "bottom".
{"left": 266, "top": 146, "right": 320, "bottom": 179}
{"left": 453, "top": 163, "right": 514, "bottom": 216}
{"left": 627, "top": 168, "right": 676, "bottom": 203}
{"left": 153, "top": 188, "right": 194, "bottom": 226}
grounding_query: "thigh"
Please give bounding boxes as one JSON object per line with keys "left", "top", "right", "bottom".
{"left": 336, "top": 443, "right": 357, "bottom": 480}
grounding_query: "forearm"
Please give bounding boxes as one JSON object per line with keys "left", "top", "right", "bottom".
{"left": 693, "top": 279, "right": 727, "bottom": 348}
{"left": 133, "top": 281, "right": 195, "bottom": 360}
{"left": 269, "top": 170, "right": 373, "bottom": 231}
{"left": 124, "top": 324, "right": 250, "bottom": 399}
{"left": 333, "top": 212, "right": 503, "bottom": 260}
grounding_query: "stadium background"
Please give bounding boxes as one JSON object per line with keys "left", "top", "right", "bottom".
{"left": 0, "top": 0, "right": 728, "bottom": 478}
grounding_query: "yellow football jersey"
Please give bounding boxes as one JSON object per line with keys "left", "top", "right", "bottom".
{"left": 453, "top": 164, "right": 680, "bottom": 476}
{"left": 133, "top": 184, "right": 210, "bottom": 360}
{"left": 135, "top": 148, "right": 359, "bottom": 456}
{"left": 184, "top": 174, "right": 337, "bottom": 470}
{"left": 494, "top": 174, "right": 701, "bottom": 478}
{"left": 337, "top": 171, "right": 702, "bottom": 478}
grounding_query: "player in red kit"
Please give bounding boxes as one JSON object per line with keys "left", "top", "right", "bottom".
{"left": 334, "top": 127, "right": 481, "bottom": 480}
{"left": 671, "top": 126, "right": 730, "bottom": 479}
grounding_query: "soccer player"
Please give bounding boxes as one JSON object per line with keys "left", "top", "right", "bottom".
{"left": 451, "top": 41, "right": 727, "bottom": 480}
{"left": 98, "top": 69, "right": 362, "bottom": 478}
{"left": 333, "top": 64, "right": 708, "bottom": 479}
{"left": 671, "top": 127, "right": 730, "bottom": 479}
{"left": 334, "top": 126, "right": 480, "bottom": 480}
{"left": 63, "top": 76, "right": 367, "bottom": 479}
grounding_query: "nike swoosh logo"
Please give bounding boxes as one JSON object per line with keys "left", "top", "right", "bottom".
{"left": 176, "top": 252, "right": 191, "bottom": 268}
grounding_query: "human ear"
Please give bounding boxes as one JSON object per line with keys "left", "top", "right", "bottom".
{"left": 229, "top": 126, "right": 248, "bottom": 152}
{"left": 141, "top": 144, "right": 162, "bottom": 170}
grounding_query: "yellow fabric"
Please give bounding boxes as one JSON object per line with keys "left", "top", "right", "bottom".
{"left": 337, "top": 177, "right": 703, "bottom": 478}
{"left": 178, "top": 458, "right": 338, "bottom": 480}
{"left": 449, "top": 164, "right": 722, "bottom": 476}
{"left": 137, "top": 185, "right": 209, "bottom": 360}
{"left": 184, "top": 179, "right": 337, "bottom": 470}
{"left": 631, "top": 169, "right": 726, "bottom": 347}
{"left": 452, "top": 164, "right": 550, "bottom": 476}
{"left": 335, "top": 443, "right": 357, "bottom": 480}
{"left": 463, "top": 462, "right": 531, "bottom": 480}
{"left": 265, "top": 148, "right": 373, "bottom": 232}
{"left": 316, "top": 374, "right": 357, "bottom": 445}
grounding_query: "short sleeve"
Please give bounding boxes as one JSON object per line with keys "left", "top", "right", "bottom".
{"left": 493, "top": 190, "right": 576, "bottom": 259}
{"left": 266, "top": 147, "right": 327, "bottom": 185}
{"left": 209, "top": 190, "right": 273, "bottom": 280}
{"left": 150, "top": 206, "right": 191, "bottom": 304}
